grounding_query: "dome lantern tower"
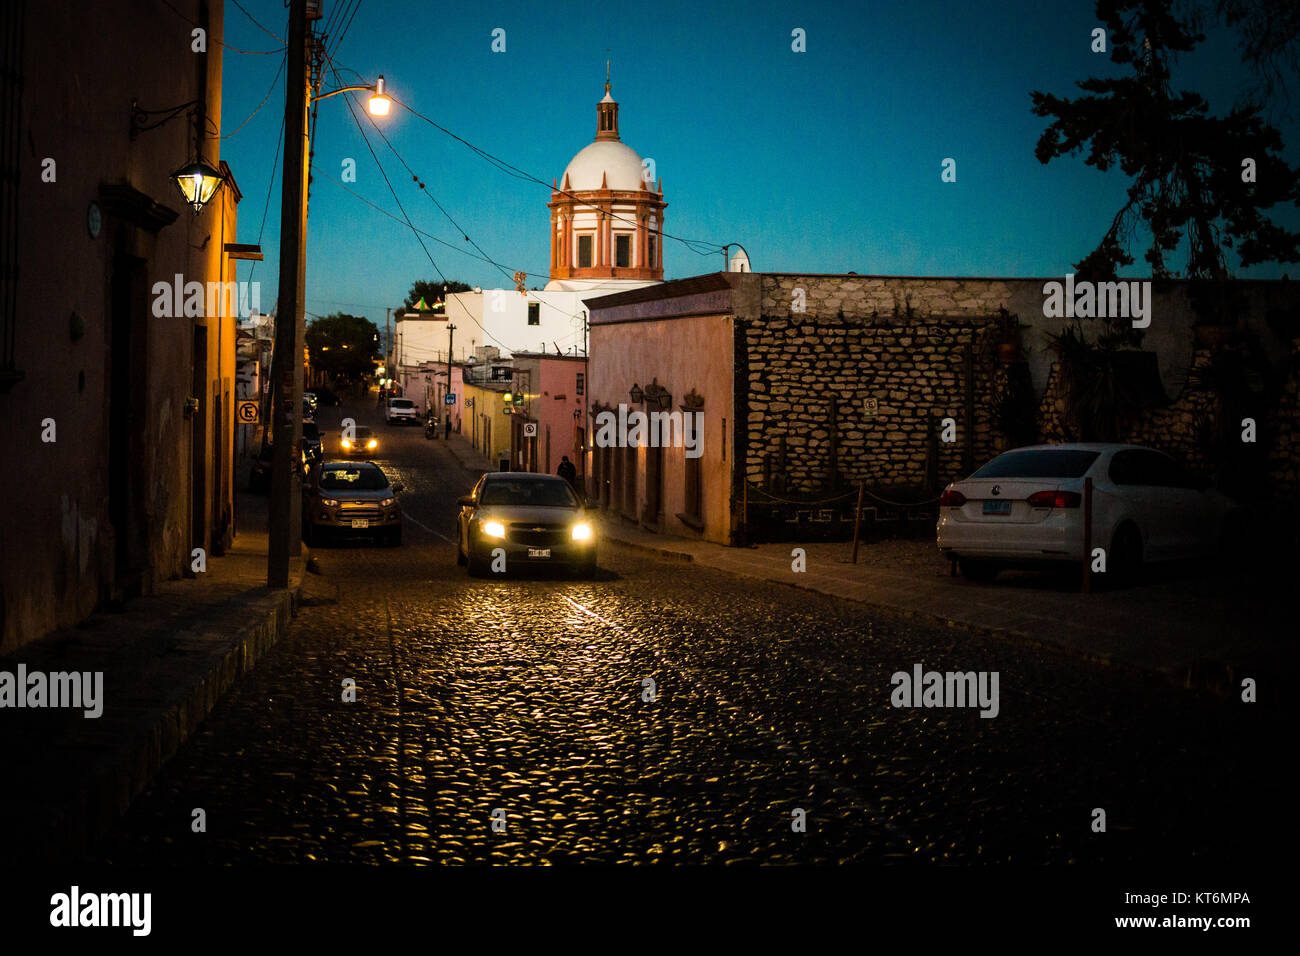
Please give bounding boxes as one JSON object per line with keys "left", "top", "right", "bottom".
{"left": 545, "top": 71, "right": 667, "bottom": 293}
{"left": 596, "top": 61, "right": 620, "bottom": 142}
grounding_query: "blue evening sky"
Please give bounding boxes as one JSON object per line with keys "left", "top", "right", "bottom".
{"left": 214, "top": 0, "right": 1299, "bottom": 333}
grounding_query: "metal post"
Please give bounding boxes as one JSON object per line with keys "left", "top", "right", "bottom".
{"left": 851, "top": 480, "right": 865, "bottom": 564}
{"left": 1082, "top": 476, "right": 1093, "bottom": 594}
{"left": 445, "top": 322, "right": 455, "bottom": 438}
{"left": 267, "top": 0, "right": 308, "bottom": 588}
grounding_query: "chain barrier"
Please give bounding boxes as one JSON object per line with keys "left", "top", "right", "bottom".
{"left": 743, "top": 483, "right": 943, "bottom": 509}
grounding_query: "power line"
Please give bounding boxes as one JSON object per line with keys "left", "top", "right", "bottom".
{"left": 230, "top": 0, "right": 284, "bottom": 43}
{"left": 323, "top": 58, "right": 517, "bottom": 356}
{"left": 384, "top": 90, "right": 726, "bottom": 257}
{"left": 221, "top": 49, "right": 286, "bottom": 140}
{"left": 158, "top": 0, "right": 285, "bottom": 55}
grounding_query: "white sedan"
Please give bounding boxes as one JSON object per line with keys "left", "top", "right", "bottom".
{"left": 936, "top": 443, "right": 1235, "bottom": 583}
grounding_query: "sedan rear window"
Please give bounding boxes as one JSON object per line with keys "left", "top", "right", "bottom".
{"left": 480, "top": 479, "right": 579, "bottom": 508}
{"left": 971, "top": 449, "right": 1100, "bottom": 479}
{"left": 320, "top": 467, "right": 388, "bottom": 491}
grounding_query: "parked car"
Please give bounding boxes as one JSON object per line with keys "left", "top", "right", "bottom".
{"left": 303, "top": 461, "right": 403, "bottom": 546}
{"left": 936, "top": 443, "right": 1235, "bottom": 584}
{"left": 340, "top": 425, "right": 377, "bottom": 458}
{"left": 304, "top": 391, "right": 319, "bottom": 412}
{"left": 385, "top": 397, "right": 420, "bottom": 425}
{"left": 457, "top": 472, "right": 596, "bottom": 577}
{"left": 314, "top": 386, "right": 341, "bottom": 407}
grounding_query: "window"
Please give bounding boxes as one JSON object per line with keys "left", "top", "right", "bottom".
{"left": 683, "top": 453, "right": 702, "bottom": 521}
{"left": 972, "top": 449, "right": 1100, "bottom": 479}
{"left": 578, "top": 235, "right": 592, "bottom": 268}
{"left": 648, "top": 235, "right": 657, "bottom": 269}
{"left": 527, "top": 302, "right": 540, "bottom": 326}
{"left": 576, "top": 372, "right": 584, "bottom": 396}
{"left": 615, "top": 234, "right": 630, "bottom": 268}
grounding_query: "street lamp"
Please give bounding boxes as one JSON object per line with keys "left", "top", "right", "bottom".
{"left": 171, "top": 159, "right": 226, "bottom": 215}
{"left": 312, "top": 74, "right": 391, "bottom": 117}
{"left": 129, "top": 98, "right": 226, "bottom": 215}
{"left": 629, "top": 383, "right": 644, "bottom": 404}
{"left": 267, "top": 0, "right": 397, "bottom": 588}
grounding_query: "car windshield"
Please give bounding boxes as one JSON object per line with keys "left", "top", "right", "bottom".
{"left": 351, "top": 427, "right": 372, "bottom": 439}
{"left": 391, "top": 399, "right": 414, "bottom": 408}
{"left": 302, "top": 423, "right": 319, "bottom": 439}
{"left": 319, "top": 467, "right": 388, "bottom": 491}
{"left": 971, "top": 449, "right": 1100, "bottom": 479}
{"left": 480, "top": 478, "right": 579, "bottom": 508}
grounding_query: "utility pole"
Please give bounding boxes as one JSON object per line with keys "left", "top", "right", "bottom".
{"left": 385, "top": 307, "right": 392, "bottom": 382}
{"left": 267, "top": 0, "right": 309, "bottom": 588}
{"left": 445, "top": 322, "right": 455, "bottom": 437}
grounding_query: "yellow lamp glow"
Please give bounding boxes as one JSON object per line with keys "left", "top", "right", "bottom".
{"left": 368, "top": 76, "right": 391, "bottom": 117}
{"left": 171, "top": 159, "right": 225, "bottom": 214}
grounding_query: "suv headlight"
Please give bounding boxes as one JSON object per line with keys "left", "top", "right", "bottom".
{"left": 321, "top": 498, "right": 339, "bottom": 507}
{"left": 482, "top": 520, "right": 506, "bottom": 539}
{"left": 572, "top": 522, "right": 593, "bottom": 541}
{"left": 380, "top": 497, "right": 396, "bottom": 508}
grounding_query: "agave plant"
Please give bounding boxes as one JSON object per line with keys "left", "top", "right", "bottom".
{"left": 1046, "top": 318, "right": 1143, "bottom": 442}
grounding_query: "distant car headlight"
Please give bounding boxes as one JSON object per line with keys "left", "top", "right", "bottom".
{"left": 571, "top": 522, "right": 593, "bottom": 541}
{"left": 341, "top": 440, "right": 352, "bottom": 449}
{"left": 321, "top": 498, "right": 339, "bottom": 507}
{"left": 482, "top": 520, "right": 506, "bottom": 539}
{"left": 367, "top": 439, "right": 378, "bottom": 449}
{"left": 380, "top": 497, "right": 396, "bottom": 508}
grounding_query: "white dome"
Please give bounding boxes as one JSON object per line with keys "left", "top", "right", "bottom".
{"left": 562, "top": 140, "right": 647, "bottom": 192}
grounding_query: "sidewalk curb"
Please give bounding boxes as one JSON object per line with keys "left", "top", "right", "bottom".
{"left": 4, "top": 568, "right": 304, "bottom": 865}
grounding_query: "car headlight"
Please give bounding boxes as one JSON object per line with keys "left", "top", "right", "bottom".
{"left": 482, "top": 520, "right": 506, "bottom": 539}
{"left": 341, "top": 440, "right": 351, "bottom": 449}
{"left": 571, "top": 522, "right": 593, "bottom": 541}
{"left": 380, "top": 497, "right": 396, "bottom": 508}
{"left": 367, "top": 439, "right": 377, "bottom": 449}
{"left": 321, "top": 498, "right": 339, "bottom": 507}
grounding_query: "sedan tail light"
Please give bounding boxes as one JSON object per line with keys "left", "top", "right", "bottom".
{"left": 1027, "top": 490, "right": 1082, "bottom": 508}
{"left": 939, "top": 489, "right": 967, "bottom": 507}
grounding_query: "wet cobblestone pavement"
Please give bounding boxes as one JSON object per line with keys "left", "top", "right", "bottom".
{"left": 88, "top": 403, "right": 1273, "bottom": 866}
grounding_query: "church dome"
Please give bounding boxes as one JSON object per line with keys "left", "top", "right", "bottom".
{"left": 562, "top": 139, "right": 647, "bottom": 192}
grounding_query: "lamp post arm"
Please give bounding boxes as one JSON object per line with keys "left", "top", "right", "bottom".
{"left": 311, "top": 84, "right": 375, "bottom": 103}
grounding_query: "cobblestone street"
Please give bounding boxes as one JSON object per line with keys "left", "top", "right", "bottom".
{"left": 88, "top": 401, "right": 1273, "bottom": 866}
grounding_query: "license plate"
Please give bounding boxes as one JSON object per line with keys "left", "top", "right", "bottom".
{"left": 982, "top": 501, "right": 1012, "bottom": 515}
{"left": 351, "top": 519, "right": 369, "bottom": 528}
{"left": 527, "top": 548, "right": 551, "bottom": 558}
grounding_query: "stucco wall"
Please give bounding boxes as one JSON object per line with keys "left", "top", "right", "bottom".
{"left": 588, "top": 312, "right": 734, "bottom": 543}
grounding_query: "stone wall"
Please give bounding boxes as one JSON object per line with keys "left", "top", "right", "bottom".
{"left": 745, "top": 275, "right": 1026, "bottom": 492}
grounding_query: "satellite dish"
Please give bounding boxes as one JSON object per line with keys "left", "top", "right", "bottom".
{"left": 728, "top": 247, "right": 751, "bottom": 273}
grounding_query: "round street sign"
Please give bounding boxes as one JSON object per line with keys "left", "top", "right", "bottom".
{"left": 237, "top": 400, "right": 259, "bottom": 424}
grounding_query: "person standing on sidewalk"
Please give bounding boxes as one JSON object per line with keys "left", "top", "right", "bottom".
{"left": 557, "top": 455, "right": 578, "bottom": 493}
